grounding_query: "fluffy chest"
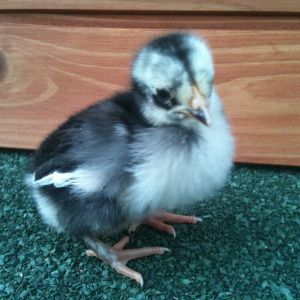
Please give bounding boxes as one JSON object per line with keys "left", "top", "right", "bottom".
{"left": 123, "top": 122, "right": 234, "bottom": 218}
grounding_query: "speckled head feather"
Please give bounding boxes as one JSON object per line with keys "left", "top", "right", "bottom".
{"left": 132, "top": 33, "right": 215, "bottom": 126}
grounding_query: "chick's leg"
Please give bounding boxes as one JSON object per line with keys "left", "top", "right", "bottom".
{"left": 84, "top": 236, "right": 169, "bottom": 286}
{"left": 130, "top": 212, "right": 202, "bottom": 237}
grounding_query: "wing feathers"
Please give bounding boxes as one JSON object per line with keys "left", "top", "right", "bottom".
{"left": 33, "top": 171, "right": 74, "bottom": 188}
{"left": 32, "top": 166, "right": 106, "bottom": 196}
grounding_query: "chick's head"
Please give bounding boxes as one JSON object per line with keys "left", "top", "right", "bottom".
{"left": 132, "top": 33, "right": 215, "bottom": 127}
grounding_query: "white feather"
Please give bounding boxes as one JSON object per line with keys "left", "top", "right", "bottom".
{"left": 32, "top": 168, "right": 105, "bottom": 196}
{"left": 133, "top": 51, "right": 186, "bottom": 94}
{"left": 122, "top": 88, "right": 234, "bottom": 218}
{"left": 114, "top": 123, "right": 128, "bottom": 137}
{"left": 34, "top": 171, "right": 73, "bottom": 188}
{"left": 33, "top": 188, "right": 63, "bottom": 232}
{"left": 26, "top": 174, "right": 63, "bottom": 231}
{"left": 28, "top": 167, "right": 106, "bottom": 232}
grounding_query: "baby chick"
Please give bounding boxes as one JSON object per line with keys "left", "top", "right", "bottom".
{"left": 27, "top": 32, "right": 234, "bottom": 286}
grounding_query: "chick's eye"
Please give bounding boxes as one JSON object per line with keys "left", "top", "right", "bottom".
{"left": 154, "top": 89, "right": 177, "bottom": 110}
{"left": 157, "top": 89, "right": 170, "bottom": 99}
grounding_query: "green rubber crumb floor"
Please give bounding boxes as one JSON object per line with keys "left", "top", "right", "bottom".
{"left": 0, "top": 150, "right": 299, "bottom": 300}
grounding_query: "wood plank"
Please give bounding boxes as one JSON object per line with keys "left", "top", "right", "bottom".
{"left": 0, "top": 14, "right": 300, "bottom": 166}
{"left": 1, "top": 0, "right": 300, "bottom": 14}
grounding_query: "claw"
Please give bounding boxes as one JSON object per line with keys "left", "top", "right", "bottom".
{"left": 128, "top": 223, "right": 140, "bottom": 233}
{"left": 170, "top": 227, "right": 176, "bottom": 238}
{"left": 86, "top": 249, "right": 97, "bottom": 257}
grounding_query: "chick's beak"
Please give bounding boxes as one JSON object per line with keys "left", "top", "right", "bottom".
{"left": 188, "top": 86, "right": 212, "bottom": 126}
{"left": 189, "top": 106, "right": 211, "bottom": 126}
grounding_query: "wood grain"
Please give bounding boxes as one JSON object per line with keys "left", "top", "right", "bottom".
{"left": 0, "top": 14, "right": 300, "bottom": 166}
{"left": 1, "top": 0, "right": 300, "bottom": 14}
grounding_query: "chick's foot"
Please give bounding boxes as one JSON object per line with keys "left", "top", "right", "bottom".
{"left": 130, "top": 212, "right": 202, "bottom": 237}
{"left": 84, "top": 236, "right": 169, "bottom": 286}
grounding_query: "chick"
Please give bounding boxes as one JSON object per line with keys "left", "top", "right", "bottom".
{"left": 27, "top": 32, "right": 234, "bottom": 286}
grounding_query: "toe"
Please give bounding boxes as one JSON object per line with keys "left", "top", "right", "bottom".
{"left": 113, "top": 236, "right": 130, "bottom": 250}
{"left": 145, "top": 218, "right": 177, "bottom": 237}
{"left": 154, "top": 212, "right": 202, "bottom": 224}
{"left": 113, "top": 262, "right": 144, "bottom": 286}
{"left": 116, "top": 246, "right": 170, "bottom": 262}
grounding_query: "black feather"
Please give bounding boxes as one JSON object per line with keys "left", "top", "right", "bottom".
{"left": 30, "top": 91, "right": 153, "bottom": 236}
{"left": 147, "top": 32, "right": 195, "bottom": 83}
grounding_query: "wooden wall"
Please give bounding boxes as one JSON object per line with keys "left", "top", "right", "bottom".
{"left": 1, "top": 1, "right": 300, "bottom": 166}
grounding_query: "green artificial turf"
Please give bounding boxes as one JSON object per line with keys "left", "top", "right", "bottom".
{"left": 0, "top": 150, "right": 299, "bottom": 299}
